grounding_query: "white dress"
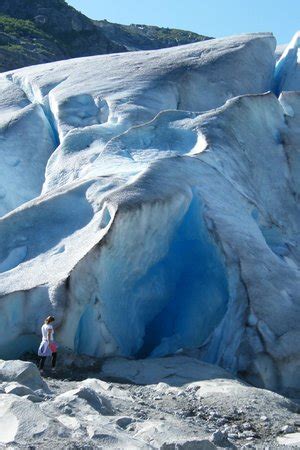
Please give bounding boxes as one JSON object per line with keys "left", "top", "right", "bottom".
{"left": 38, "top": 324, "right": 54, "bottom": 357}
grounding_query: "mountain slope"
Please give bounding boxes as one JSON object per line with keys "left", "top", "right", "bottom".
{"left": 0, "top": 0, "right": 210, "bottom": 73}
{"left": 0, "top": 0, "right": 125, "bottom": 72}
{"left": 0, "top": 14, "right": 65, "bottom": 72}
{"left": 95, "top": 20, "right": 210, "bottom": 51}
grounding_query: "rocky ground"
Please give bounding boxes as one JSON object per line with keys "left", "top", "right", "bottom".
{"left": 0, "top": 354, "right": 300, "bottom": 449}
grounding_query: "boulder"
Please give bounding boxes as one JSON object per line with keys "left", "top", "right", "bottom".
{"left": 53, "top": 386, "right": 114, "bottom": 416}
{"left": 134, "top": 420, "right": 215, "bottom": 449}
{"left": 0, "top": 359, "right": 49, "bottom": 392}
{"left": 277, "top": 432, "right": 300, "bottom": 447}
{"left": 4, "top": 381, "right": 37, "bottom": 397}
{"left": 0, "top": 394, "right": 49, "bottom": 444}
{"left": 101, "top": 355, "right": 233, "bottom": 386}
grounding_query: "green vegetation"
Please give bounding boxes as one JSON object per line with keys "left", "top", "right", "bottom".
{"left": 149, "top": 27, "right": 207, "bottom": 42}
{"left": 95, "top": 20, "right": 211, "bottom": 51}
{"left": 0, "top": 15, "right": 51, "bottom": 40}
{"left": 129, "top": 24, "right": 208, "bottom": 43}
{"left": 0, "top": 44, "right": 23, "bottom": 52}
{"left": 0, "top": 14, "right": 61, "bottom": 71}
{"left": 18, "top": 0, "right": 66, "bottom": 8}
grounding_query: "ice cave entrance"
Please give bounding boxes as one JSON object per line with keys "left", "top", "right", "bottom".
{"left": 74, "top": 193, "right": 229, "bottom": 360}
{"left": 137, "top": 195, "right": 229, "bottom": 358}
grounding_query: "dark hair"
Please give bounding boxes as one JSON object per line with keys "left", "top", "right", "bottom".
{"left": 45, "top": 316, "right": 55, "bottom": 324}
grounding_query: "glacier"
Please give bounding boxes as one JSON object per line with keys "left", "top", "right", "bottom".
{"left": 0, "top": 31, "right": 299, "bottom": 396}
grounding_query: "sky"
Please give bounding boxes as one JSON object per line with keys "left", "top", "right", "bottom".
{"left": 67, "top": 0, "right": 300, "bottom": 45}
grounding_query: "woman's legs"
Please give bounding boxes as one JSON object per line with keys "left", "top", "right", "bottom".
{"left": 39, "top": 356, "right": 46, "bottom": 370}
{"left": 51, "top": 352, "right": 57, "bottom": 369}
{"left": 39, "top": 351, "right": 57, "bottom": 372}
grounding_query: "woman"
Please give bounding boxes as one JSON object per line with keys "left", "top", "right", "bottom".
{"left": 38, "top": 316, "right": 58, "bottom": 374}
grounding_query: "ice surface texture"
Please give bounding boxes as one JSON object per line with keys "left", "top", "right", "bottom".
{"left": 273, "top": 31, "right": 300, "bottom": 95}
{"left": 0, "top": 31, "right": 299, "bottom": 395}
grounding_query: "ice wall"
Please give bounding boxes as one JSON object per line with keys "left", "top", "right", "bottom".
{"left": 0, "top": 78, "right": 56, "bottom": 216}
{"left": 0, "top": 31, "right": 300, "bottom": 395}
{"left": 273, "top": 31, "right": 300, "bottom": 95}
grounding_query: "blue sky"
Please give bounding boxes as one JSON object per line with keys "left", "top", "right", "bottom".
{"left": 68, "top": 0, "right": 300, "bottom": 45}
